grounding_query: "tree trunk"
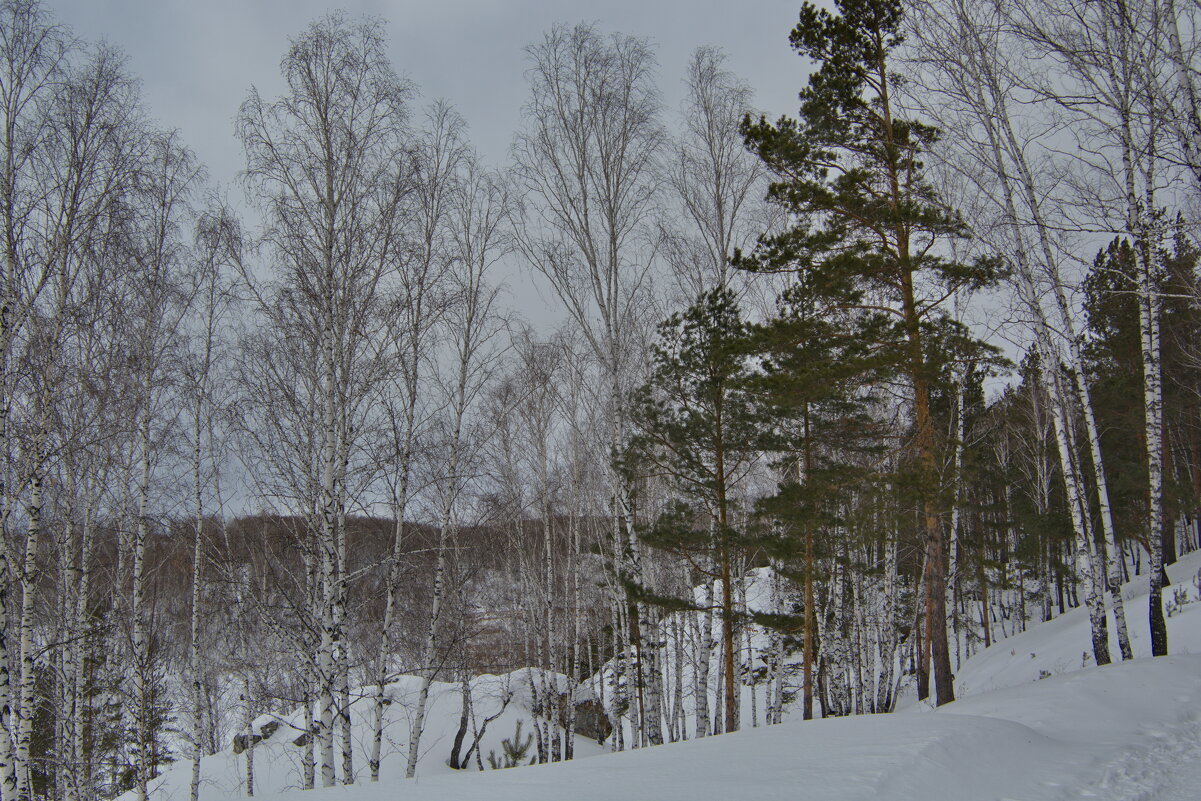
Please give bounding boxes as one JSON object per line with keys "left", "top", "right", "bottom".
{"left": 190, "top": 468, "right": 205, "bottom": 801}
{"left": 242, "top": 682, "right": 255, "bottom": 797}
{"left": 132, "top": 415, "right": 153, "bottom": 801}
{"left": 406, "top": 511, "right": 451, "bottom": 778}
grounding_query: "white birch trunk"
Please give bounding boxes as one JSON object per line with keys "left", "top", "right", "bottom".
{"left": 1137, "top": 211, "right": 1169, "bottom": 656}
{"left": 302, "top": 681, "right": 315, "bottom": 790}
{"left": 1041, "top": 356, "right": 1111, "bottom": 665}
{"left": 694, "top": 564, "right": 715, "bottom": 738}
{"left": 71, "top": 507, "right": 95, "bottom": 801}
{"left": 919, "top": 0, "right": 1134, "bottom": 659}
{"left": 316, "top": 311, "right": 338, "bottom": 787}
{"left": 242, "top": 682, "right": 255, "bottom": 797}
{"left": 948, "top": 359, "right": 966, "bottom": 669}
{"left": 131, "top": 409, "right": 154, "bottom": 801}
{"left": 405, "top": 497, "right": 453, "bottom": 780}
{"left": 189, "top": 454, "right": 205, "bottom": 801}
{"left": 0, "top": 523, "right": 17, "bottom": 801}
{"left": 14, "top": 467, "right": 41, "bottom": 801}
{"left": 566, "top": 503, "right": 582, "bottom": 757}
{"left": 334, "top": 462, "right": 352, "bottom": 785}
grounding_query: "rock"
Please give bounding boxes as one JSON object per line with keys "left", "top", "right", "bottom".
{"left": 232, "top": 733, "right": 262, "bottom": 755}
{"left": 260, "top": 720, "right": 281, "bottom": 740}
{"left": 536, "top": 693, "right": 615, "bottom": 744}
{"left": 572, "top": 699, "right": 613, "bottom": 744}
{"left": 292, "top": 731, "right": 311, "bottom": 748}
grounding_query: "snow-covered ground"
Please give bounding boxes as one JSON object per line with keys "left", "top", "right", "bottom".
{"left": 947, "top": 551, "right": 1201, "bottom": 700}
{"left": 288, "top": 656, "right": 1201, "bottom": 801}
{"left": 147, "top": 550, "right": 1201, "bottom": 801}
{"left": 138, "top": 669, "right": 608, "bottom": 801}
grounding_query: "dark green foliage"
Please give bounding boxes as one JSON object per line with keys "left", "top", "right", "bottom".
{"left": 737, "top": 0, "right": 1003, "bottom": 490}
{"left": 1083, "top": 239, "right": 1150, "bottom": 543}
{"left": 745, "top": 276, "right": 891, "bottom": 585}
{"left": 740, "top": 0, "right": 1005, "bottom": 706}
{"left": 631, "top": 288, "right": 765, "bottom": 494}
{"left": 627, "top": 287, "right": 767, "bottom": 727}
{"left": 30, "top": 664, "right": 57, "bottom": 798}
{"left": 1083, "top": 233, "right": 1201, "bottom": 560}
{"left": 86, "top": 623, "right": 177, "bottom": 799}
{"left": 739, "top": 0, "right": 1002, "bottom": 309}
{"left": 628, "top": 287, "right": 767, "bottom": 578}
{"left": 975, "top": 353, "right": 1076, "bottom": 615}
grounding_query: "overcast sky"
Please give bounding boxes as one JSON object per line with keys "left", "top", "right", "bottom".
{"left": 38, "top": 0, "right": 810, "bottom": 344}
{"left": 47, "top": 1, "right": 806, "bottom": 190}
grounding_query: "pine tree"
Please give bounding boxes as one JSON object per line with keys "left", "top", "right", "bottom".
{"left": 1084, "top": 235, "right": 1201, "bottom": 583}
{"left": 628, "top": 287, "right": 766, "bottom": 733}
{"left": 741, "top": 272, "right": 891, "bottom": 720}
{"left": 740, "top": 0, "right": 1002, "bottom": 705}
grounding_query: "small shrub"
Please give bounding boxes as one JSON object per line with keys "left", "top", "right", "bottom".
{"left": 1166, "top": 587, "right": 1189, "bottom": 618}
{"left": 487, "top": 719, "right": 534, "bottom": 770}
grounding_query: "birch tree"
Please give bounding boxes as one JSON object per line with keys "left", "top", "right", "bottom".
{"left": 405, "top": 156, "right": 508, "bottom": 778}
{"left": 660, "top": 46, "right": 769, "bottom": 300}
{"left": 906, "top": 0, "right": 1133, "bottom": 662}
{"left": 183, "top": 207, "right": 238, "bottom": 801}
{"left": 124, "top": 128, "right": 204, "bottom": 801}
{"left": 0, "top": 27, "right": 67, "bottom": 787}
{"left": 237, "top": 13, "right": 412, "bottom": 784}
{"left": 1010, "top": 0, "right": 1181, "bottom": 655}
{"left": 7, "top": 24, "right": 143, "bottom": 797}
{"left": 366, "top": 102, "right": 461, "bottom": 783}
{"left": 513, "top": 22, "right": 665, "bottom": 745}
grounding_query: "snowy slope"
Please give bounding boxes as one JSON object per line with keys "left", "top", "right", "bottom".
{"left": 182, "top": 657, "right": 1201, "bottom": 801}
{"left": 147, "top": 551, "right": 1201, "bottom": 801}
{"left": 138, "top": 670, "right": 607, "bottom": 801}
{"left": 951, "top": 547, "right": 1201, "bottom": 699}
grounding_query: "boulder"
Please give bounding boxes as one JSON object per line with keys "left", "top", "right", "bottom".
{"left": 232, "top": 733, "right": 262, "bottom": 755}
{"left": 572, "top": 698, "right": 613, "bottom": 744}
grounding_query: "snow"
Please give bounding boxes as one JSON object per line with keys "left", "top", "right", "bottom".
{"left": 136, "top": 670, "right": 607, "bottom": 801}
{"left": 142, "top": 550, "right": 1201, "bottom": 801}
{"left": 947, "top": 549, "right": 1201, "bottom": 701}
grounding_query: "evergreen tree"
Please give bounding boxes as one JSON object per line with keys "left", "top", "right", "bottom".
{"left": 628, "top": 287, "right": 766, "bottom": 733}
{"left": 743, "top": 272, "right": 891, "bottom": 719}
{"left": 1083, "top": 240, "right": 1149, "bottom": 560}
{"left": 740, "top": 0, "right": 1002, "bottom": 705}
{"left": 1084, "top": 235, "right": 1201, "bottom": 575}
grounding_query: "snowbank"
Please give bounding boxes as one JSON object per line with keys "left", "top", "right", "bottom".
{"left": 951, "top": 547, "right": 1201, "bottom": 699}
{"left": 135, "top": 669, "right": 605, "bottom": 801}
{"left": 212, "top": 656, "right": 1201, "bottom": 801}
{"left": 144, "top": 551, "right": 1201, "bottom": 801}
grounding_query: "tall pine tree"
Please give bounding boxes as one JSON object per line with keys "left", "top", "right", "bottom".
{"left": 741, "top": 0, "right": 1001, "bottom": 705}
{"left": 743, "top": 270, "right": 892, "bottom": 719}
{"left": 628, "top": 287, "right": 766, "bottom": 733}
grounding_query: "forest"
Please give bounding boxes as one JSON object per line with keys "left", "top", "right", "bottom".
{"left": 0, "top": 0, "right": 1199, "bottom": 798}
